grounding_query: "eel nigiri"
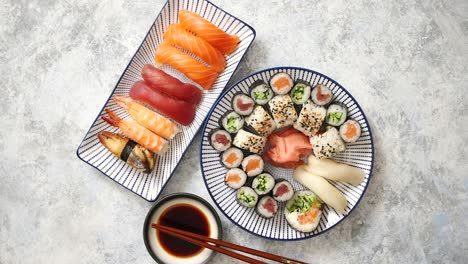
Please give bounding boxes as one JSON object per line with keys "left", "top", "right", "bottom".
{"left": 101, "top": 109, "right": 168, "bottom": 155}
{"left": 163, "top": 24, "right": 226, "bottom": 73}
{"left": 98, "top": 131, "right": 155, "bottom": 173}
{"left": 155, "top": 42, "right": 219, "bottom": 90}
{"left": 113, "top": 96, "right": 180, "bottom": 139}
{"left": 141, "top": 64, "right": 202, "bottom": 105}
{"left": 129, "top": 80, "right": 196, "bottom": 126}
{"left": 178, "top": 10, "right": 240, "bottom": 55}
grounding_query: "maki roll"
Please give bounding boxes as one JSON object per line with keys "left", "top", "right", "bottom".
{"left": 210, "top": 129, "right": 231, "bottom": 151}
{"left": 285, "top": 190, "right": 323, "bottom": 232}
{"left": 222, "top": 111, "right": 244, "bottom": 133}
{"left": 221, "top": 147, "right": 244, "bottom": 168}
{"left": 232, "top": 93, "right": 255, "bottom": 116}
{"left": 236, "top": 187, "right": 258, "bottom": 208}
{"left": 311, "top": 84, "right": 333, "bottom": 106}
{"left": 252, "top": 173, "right": 275, "bottom": 195}
{"left": 245, "top": 105, "right": 276, "bottom": 137}
{"left": 339, "top": 119, "right": 361, "bottom": 143}
{"left": 310, "top": 126, "right": 346, "bottom": 159}
{"left": 290, "top": 82, "right": 311, "bottom": 105}
{"left": 250, "top": 82, "right": 273, "bottom": 105}
{"left": 293, "top": 100, "right": 327, "bottom": 137}
{"left": 256, "top": 196, "right": 278, "bottom": 218}
{"left": 326, "top": 103, "right": 347, "bottom": 126}
{"left": 225, "top": 168, "right": 247, "bottom": 189}
{"left": 241, "top": 154, "right": 264, "bottom": 177}
{"left": 233, "top": 129, "right": 267, "bottom": 154}
{"left": 270, "top": 72, "right": 294, "bottom": 95}
{"left": 272, "top": 180, "right": 294, "bottom": 202}
{"left": 268, "top": 95, "right": 298, "bottom": 129}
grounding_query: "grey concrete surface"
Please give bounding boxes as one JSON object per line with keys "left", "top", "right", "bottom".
{"left": 1, "top": 0, "right": 467, "bottom": 263}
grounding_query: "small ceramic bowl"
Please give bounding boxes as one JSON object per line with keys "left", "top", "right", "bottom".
{"left": 143, "top": 193, "right": 223, "bottom": 264}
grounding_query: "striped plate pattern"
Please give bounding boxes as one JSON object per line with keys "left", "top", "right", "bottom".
{"left": 76, "top": 0, "right": 255, "bottom": 201}
{"left": 200, "top": 67, "right": 374, "bottom": 240}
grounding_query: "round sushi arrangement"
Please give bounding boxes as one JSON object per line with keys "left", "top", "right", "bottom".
{"left": 202, "top": 68, "right": 374, "bottom": 240}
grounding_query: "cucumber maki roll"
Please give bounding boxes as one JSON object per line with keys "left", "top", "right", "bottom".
{"left": 236, "top": 187, "right": 258, "bottom": 208}
{"left": 250, "top": 82, "right": 273, "bottom": 105}
{"left": 221, "top": 111, "right": 244, "bottom": 133}
{"left": 232, "top": 93, "right": 255, "bottom": 116}
{"left": 256, "top": 196, "right": 278, "bottom": 218}
{"left": 326, "top": 103, "right": 347, "bottom": 126}
{"left": 270, "top": 72, "right": 294, "bottom": 95}
{"left": 290, "top": 82, "right": 311, "bottom": 104}
{"left": 252, "top": 173, "right": 275, "bottom": 195}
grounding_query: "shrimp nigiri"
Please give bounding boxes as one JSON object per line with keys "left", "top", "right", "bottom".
{"left": 155, "top": 42, "right": 219, "bottom": 90}
{"left": 101, "top": 109, "right": 168, "bottom": 155}
{"left": 113, "top": 96, "right": 180, "bottom": 139}
{"left": 164, "top": 24, "right": 226, "bottom": 73}
{"left": 178, "top": 10, "right": 240, "bottom": 54}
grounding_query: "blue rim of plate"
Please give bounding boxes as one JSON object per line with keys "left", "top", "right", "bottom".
{"left": 199, "top": 66, "right": 375, "bottom": 241}
{"left": 75, "top": 0, "right": 256, "bottom": 202}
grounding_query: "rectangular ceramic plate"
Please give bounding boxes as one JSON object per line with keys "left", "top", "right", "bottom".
{"left": 76, "top": 0, "right": 255, "bottom": 201}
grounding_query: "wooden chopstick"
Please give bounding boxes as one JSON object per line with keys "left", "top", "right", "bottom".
{"left": 152, "top": 224, "right": 308, "bottom": 264}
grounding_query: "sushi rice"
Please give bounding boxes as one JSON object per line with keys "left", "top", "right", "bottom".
{"left": 293, "top": 100, "right": 327, "bottom": 137}
{"left": 250, "top": 82, "right": 273, "bottom": 105}
{"left": 210, "top": 129, "right": 232, "bottom": 151}
{"left": 233, "top": 129, "right": 267, "bottom": 154}
{"left": 311, "top": 84, "right": 334, "bottom": 106}
{"left": 221, "top": 147, "right": 244, "bottom": 168}
{"left": 285, "top": 190, "right": 323, "bottom": 232}
{"left": 256, "top": 196, "right": 278, "bottom": 218}
{"left": 232, "top": 93, "right": 255, "bottom": 116}
{"left": 252, "top": 173, "right": 275, "bottom": 195}
{"left": 270, "top": 72, "right": 294, "bottom": 95}
{"left": 225, "top": 168, "right": 247, "bottom": 189}
{"left": 290, "top": 82, "right": 311, "bottom": 105}
{"left": 326, "top": 103, "right": 347, "bottom": 126}
{"left": 236, "top": 186, "right": 258, "bottom": 207}
{"left": 222, "top": 111, "right": 244, "bottom": 133}
{"left": 241, "top": 154, "right": 264, "bottom": 177}
{"left": 339, "top": 119, "right": 361, "bottom": 142}
{"left": 245, "top": 105, "right": 276, "bottom": 137}
{"left": 310, "top": 126, "right": 346, "bottom": 159}
{"left": 268, "top": 95, "right": 298, "bottom": 129}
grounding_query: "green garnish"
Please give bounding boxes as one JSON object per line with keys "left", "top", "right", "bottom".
{"left": 253, "top": 90, "right": 270, "bottom": 100}
{"left": 287, "top": 194, "right": 320, "bottom": 213}
{"left": 291, "top": 85, "right": 305, "bottom": 101}
{"left": 255, "top": 175, "right": 268, "bottom": 192}
{"left": 239, "top": 191, "right": 256, "bottom": 205}
{"left": 227, "top": 116, "right": 238, "bottom": 131}
{"left": 327, "top": 112, "right": 344, "bottom": 124}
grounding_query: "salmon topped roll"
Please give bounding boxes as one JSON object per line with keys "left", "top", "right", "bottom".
{"left": 178, "top": 10, "right": 240, "bottom": 55}
{"left": 155, "top": 42, "right": 219, "bottom": 89}
{"left": 163, "top": 24, "right": 226, "bottom": 73}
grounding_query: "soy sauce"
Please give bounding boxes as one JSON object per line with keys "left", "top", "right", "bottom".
{"left": 157, "top": 203, "right": 210, "bottom": 257}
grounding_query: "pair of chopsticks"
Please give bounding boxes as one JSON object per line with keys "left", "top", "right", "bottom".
{"left": 151, "top": 224, "right": 308, "bottom": 264}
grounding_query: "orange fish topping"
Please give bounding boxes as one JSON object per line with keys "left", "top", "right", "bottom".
{"left": 273, "top": 77, "right": 290, "bottom": 90}
{"left": 245, "top": 159, "right": 260, "bottom": 173}
{"left": 298, "top": 208, "right": 320, "bottom": 225}
{"left": 225, "top": 153, "right": 238, "bottom": 165}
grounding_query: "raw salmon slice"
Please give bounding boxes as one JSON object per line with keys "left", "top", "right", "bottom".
{"left": 164, "top": 24, "right": 226, "bottom": 73}
{"left": 155, "top": 42, "right": 219, "bottom": 90}
{"left": 178, "top": 10, "right": 240, "bottom": 55}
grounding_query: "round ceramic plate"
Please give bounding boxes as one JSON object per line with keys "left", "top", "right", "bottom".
{"left": 200, "top": 67, "right": 374, "bottom": 240}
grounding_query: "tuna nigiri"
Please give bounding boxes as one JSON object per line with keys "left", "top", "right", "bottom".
{"left": 129, "top": 80, "right": 196, "bottom": 126}
{"left": 155, "top": 42, "right": 219, "bottom": 90}
{"left": 163, "top": 24, "right": 226, "bottom": 73}
{"left": 178, "top": 10, "right": 240, "bottom": 54}
{"left": 141, "top": 64, "right": 202, "bottom": 105}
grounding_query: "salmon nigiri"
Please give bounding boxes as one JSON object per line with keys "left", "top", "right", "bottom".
{"left": 155, "top": 42, "right": 219, "bottom": 90}
{"left": 178, "top": 10, "right": 240, "bottom": 55}
{"left": 163, "top": 24, "right": 226, "bottom": 73}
